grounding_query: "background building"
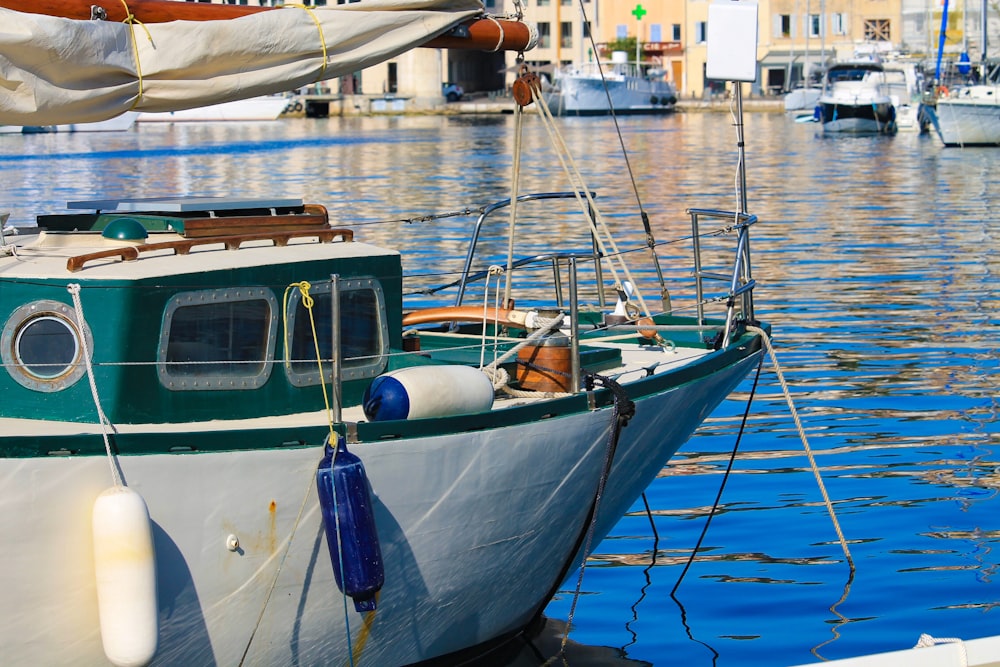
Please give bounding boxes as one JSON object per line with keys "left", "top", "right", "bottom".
{"left": 186, "top": 0, "right": 999, "bottom": 104}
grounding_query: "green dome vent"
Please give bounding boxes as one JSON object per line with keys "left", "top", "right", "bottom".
{"left": 101, "top": 217, "right": 149, "bottom": 241}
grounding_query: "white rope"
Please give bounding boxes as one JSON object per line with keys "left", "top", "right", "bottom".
{"left": 503, "top": 101, "right": 524, "bottom": 307}
{"left": 479, "top": 313, "right": 569, "bottom": 398}
{"left": 480, "top": 265, "right": 506, "bottom": 370}
{"left": 67, "top": 283, "right": 123, "bottom": 488}
{"left": 529, "top": 85, "right": 655, "bottom": 320}
{"left": 914, "top": 634, "right": 968, "bottom": 666}
{"left": 746, "top": 325, "right": 855, "bottom": 570}
{"left": 484, "top": 15, "right": 505, "bottom": 52}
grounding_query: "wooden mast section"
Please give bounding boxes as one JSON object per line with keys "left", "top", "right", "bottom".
{"left": 0, "top": 0, "right": 535, "bottom": 52}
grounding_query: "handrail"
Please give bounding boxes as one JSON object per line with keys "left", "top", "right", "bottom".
{"left": 66, "top": 228, "right": 354, "bottom": 273}
{"left": 687, "top": 208, "right": 757, "bottom": 347}
{"left": 453, "top": 192, "right": 597, "bottom": 309}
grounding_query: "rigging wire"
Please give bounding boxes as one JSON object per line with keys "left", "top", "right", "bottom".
{"left": 572, "top": 0, "right": 670, "bottom": 301}
{"left": 670, "top": 352, "right": 764, "bottom": 595}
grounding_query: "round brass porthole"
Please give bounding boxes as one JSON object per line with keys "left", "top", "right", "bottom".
{"left": 1, "top": 300, "right": 91, "bottom": 392}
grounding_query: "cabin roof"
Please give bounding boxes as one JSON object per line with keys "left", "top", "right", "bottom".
{"left": 1, "top": 231, "right": 397, "bottom": 280}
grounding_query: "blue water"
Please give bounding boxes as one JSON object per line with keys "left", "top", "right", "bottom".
{"left": 3, "top": 112, "right": 999, "bottom": 666}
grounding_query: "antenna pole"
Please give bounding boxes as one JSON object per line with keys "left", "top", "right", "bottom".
{"left": 735, "top": 83, "right": 748, "bottom": 215}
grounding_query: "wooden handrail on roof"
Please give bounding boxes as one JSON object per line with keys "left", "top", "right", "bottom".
{"left": 0, "top": 0, "right": 535, "bottom": 52}
{"left": 179, "top": 204, "right": 330, "bottom": 238}
{"left": 66, "top": 228, "right": 354, "bottom": 273}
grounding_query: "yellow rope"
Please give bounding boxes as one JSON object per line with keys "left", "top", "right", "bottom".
{"left": 119, "top": 0, "right": 153, "bottom": 110}
{"left": 350, "top": 606, "right": 378, "bottom": 666}
{"left": 283, "top": 282, "right": 336, "bottom": 440}
{"left": 283, "top": 3, "right": 329, "bottom": 81}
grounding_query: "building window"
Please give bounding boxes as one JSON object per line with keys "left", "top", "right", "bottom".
{"left": 537, "top": 0, "right": 550, "bottom": 6}
{"left": 616, "top": 24, "right": 628, "bottom": 40}
{"left": 777, "top": 14, "right": 792, "bottom": 37}
{"left": 561, "top": 22, "right": 572, "bottom": 49}
{"left": 537, "top": 22, "right": 551, "bottom": 49}
{"left": 832, "top": 13, "right": 848, "bottom": 36}
{"left": 695, "top": 21, "right": 707, "bottom": 44}
{"left": 864, "top": 19, "right": 890, "bottom": 41}
{"left": 809, "top": 14, "right": 821, "bottom": 37}
{"left": 672, "top": 23, "right": 681, "bottom": 41}
{"left": 650, "top": 23, "right": 662, "bottom": 42}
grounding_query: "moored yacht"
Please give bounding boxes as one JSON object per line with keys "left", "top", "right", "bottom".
{"left": 816, "top": 58, "right": 897, "bottom": 134}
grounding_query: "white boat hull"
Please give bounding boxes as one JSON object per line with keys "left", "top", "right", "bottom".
{"left": 820, "top": 114, "right": 893, "bottom": 134}
{"left": 546, "top": 66, "right": 677, "bottom": 116}
{"left": 0, "top": 112, "right": 137, "bottom": 134}
{"left": 136, "top": 96, "right": 290, "bottom": 123}
{"left": 931, "top": 85, "right": 1000, "bottom": 146}
{"left": 0, "top": 352, "right": 757, "bottom": 665}
{"left": 789, "top": 633, "right": 1000, "bottom": 667}
{"left": 783, "top": 87, "right": 821, "bottom": 112}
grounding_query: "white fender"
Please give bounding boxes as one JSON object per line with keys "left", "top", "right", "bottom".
{"left": 363, "top": 365, "right": 495, "bottom": 421}
{"left": 92, "top": 486, "right": 158, "bottom": 667}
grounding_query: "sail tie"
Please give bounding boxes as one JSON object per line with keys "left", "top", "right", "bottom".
{"left": 283, "top": 4, "right": 330, "bottom": 81}
{"left": 484, "top": 16, "right": 505, "bottom": 52}
{"left": 118, "top": 0, "right": 153, "bottom": 110}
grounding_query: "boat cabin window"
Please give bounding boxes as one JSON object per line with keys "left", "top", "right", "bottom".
{"left": 285, "top": 278, "right": 388, "bottom": 386}
{"left": 1, "top": 300, "right": 91, "bottom": 392}
{"left": 158, "top": 287, "right": 278, "bottom": 390}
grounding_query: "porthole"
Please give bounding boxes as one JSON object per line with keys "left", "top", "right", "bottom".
{"left": 1, "top": 300, "right": 91, "bottom": 392}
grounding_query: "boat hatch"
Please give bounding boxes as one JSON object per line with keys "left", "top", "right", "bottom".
{"left": 40, "top": 196, "right": 330, "bottom": 239}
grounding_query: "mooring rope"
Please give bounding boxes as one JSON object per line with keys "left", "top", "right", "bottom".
{"left": 67, "top": 283, "right": 123, "bottom": 488}
{"left": 556, "top": 374, "right": 635, "bottom": 661}
{"left": 914, "top": 634, "right": 968, "bottom": 666}
{"left": 746, "top": 325, "right": 855, "bottom": 570}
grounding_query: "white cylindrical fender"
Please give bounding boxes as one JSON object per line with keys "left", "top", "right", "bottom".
{"left": 92, "top": 486, "right": 158, "bottom": 667}
{"left": 363, "top": 365, "right": 495, "bottom": 421}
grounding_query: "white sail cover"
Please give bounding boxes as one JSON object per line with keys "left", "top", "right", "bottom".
{"left": 0, "top": 0, "right": 482, "bottom": 125}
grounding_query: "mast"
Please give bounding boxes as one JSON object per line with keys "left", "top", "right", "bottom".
{"left": 936, "top": 0, "right": 950, "bottom": 82}
{"left": 804, "top": 0, "right": 811, "bottom": 87}
{"left": 980, "top": 0, "right": 988, "bottom": 69}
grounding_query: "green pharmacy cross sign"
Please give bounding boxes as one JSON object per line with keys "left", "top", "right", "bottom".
{"left": 631, "top": 4, "right": 647, "bottom": 20}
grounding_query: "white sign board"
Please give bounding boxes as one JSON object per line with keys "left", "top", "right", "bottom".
{"left": 706, "top": 3, "right": 759, "bottom": 82}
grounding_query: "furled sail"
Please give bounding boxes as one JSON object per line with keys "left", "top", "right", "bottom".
{"left": 0, "top": 0, "right": 495, "bottom": 125}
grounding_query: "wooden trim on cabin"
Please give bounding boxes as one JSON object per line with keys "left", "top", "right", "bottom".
{"left": 66, "top": 228, "right": 354, "bottom": 273}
